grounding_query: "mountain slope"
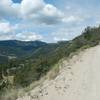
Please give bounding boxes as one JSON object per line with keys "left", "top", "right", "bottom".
{"left": 1, "top": 26, "right": 100, "bottom": 88}
{"left": 1, "top": 26, "right": 100, "bottom": 99}
{"left": 17, "top": 44, "right": 100, "bottom": 100}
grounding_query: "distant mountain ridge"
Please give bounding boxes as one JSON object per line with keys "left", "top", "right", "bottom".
{"left": 0, "top": 40, "right": 47, "bottom": 47}
{"left": 0, "top": 40, "right": 47, "bottom": 63}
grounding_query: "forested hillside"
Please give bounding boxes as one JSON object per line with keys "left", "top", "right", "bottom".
{"left": 0, "top": 40, "right": 47, "bottom": 63}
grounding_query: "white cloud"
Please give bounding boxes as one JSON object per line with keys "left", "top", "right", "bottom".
{"left": 0, "top": 30, "right": 43, "bottom": 41}
{"left": 51, "top": 27, "right": 83, "bottom": 42}
{"left": 20, "top": 0, "right": 64, "bottom": 25}
{"left": 62, "top": 15, "right": 84, "bottom": 23}
{"left": 66, "top": 6, "right": 71, "bottom": 10}
{"left": 0, "top": 0, "right": 65, "bottom": 25}
{"left": 0, "top": 0, "right": 91, "bottom": 42}
{"left": 20, "top": 0, "right": 45, "bottom": 17}
{"left": 0, "top": 0, "right": 20, "bottom": 18}
{"left": 16, "top": 32, "right": 43, "bottom": 41}
{"left": 0, "top": 33, "right": 15, "bottom": 40}
{"left": 0, "top": 22, "right": 14, "bottom": 33}
{"left": 42, "top": 4, "right": 63, "bottom": 17}
{"left": 0, "top": 20, "right": 43, "bottom": 41}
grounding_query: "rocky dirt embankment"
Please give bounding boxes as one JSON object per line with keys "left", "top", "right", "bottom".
{"left": 17, "top": 45, "right": 100, "bottom": 100}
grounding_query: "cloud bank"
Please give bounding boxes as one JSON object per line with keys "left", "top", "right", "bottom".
{"left": 0, "top": 0, "right": 67, "bottom": 25}
{"left": 0, "top": 0, "right": 99, "bottom": 42}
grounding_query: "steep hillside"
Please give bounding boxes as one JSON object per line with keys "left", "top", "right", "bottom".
{"left": 0, "top": 26, "right": 100, "bottom": 100}
{"left": 17, "top": 44, "right": 100, "bottom": 100}
{"left": 13, "top": 26, "right": 100, "bottom": 87}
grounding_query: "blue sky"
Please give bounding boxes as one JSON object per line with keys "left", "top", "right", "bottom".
{"left": 0, "top": 0, "right": 100, "bottom": 42}
{"left": 12, "top": 0, "right": 22, "bottom": 3}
